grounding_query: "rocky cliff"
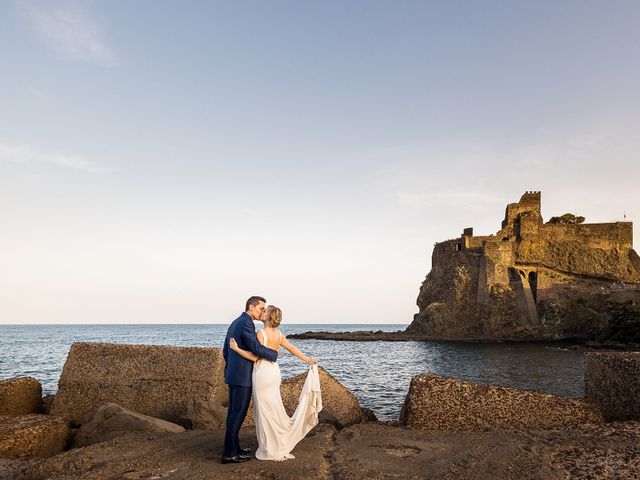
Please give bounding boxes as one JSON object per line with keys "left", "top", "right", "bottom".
{"left": 408, "top": 192, "right": 640, "bottom": 342}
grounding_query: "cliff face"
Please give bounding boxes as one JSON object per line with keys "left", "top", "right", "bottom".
{"left": 408, "top": 192, "right": 640, "bottom": 341}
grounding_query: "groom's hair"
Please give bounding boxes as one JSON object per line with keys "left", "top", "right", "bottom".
{"left": 245, "top": 296, "right": 266, "bottom": 311}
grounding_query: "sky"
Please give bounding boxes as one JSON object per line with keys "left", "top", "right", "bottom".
{"left": 1, "top": 0, "right": 639, "bottom": 325}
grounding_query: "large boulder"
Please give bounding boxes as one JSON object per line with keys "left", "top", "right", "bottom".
{"left": 51, "top": 342, "right": 227, "bottom": 426}
{"left": 401, "top": 373, "right": 603, "bottom": 431}
{"left": 0, "top": 377, "right": 42, "bottom": 416}
{"left": 243, "top": 366, "right": 361, "bottom": 429}
{"left": 180, "top": 399, "right": 227, "bottom": 430}
{"left": 585, "top": 351, "right": 640, "bottom": 421}
{"left": 0, "top": 414, "right": 69, "bottom": 458}
{"left": 73, "top": 403, "right": 185, "bottom": 448}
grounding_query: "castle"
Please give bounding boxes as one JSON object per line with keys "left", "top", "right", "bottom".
{"left": 409, "top": 192, "right": 640, "bottom": 340}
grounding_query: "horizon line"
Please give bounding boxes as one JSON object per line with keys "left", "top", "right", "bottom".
{"left": 0, "top": 322, "right": 409, "bottom": 326}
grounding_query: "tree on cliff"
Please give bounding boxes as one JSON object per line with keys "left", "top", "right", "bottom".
{"left": 547, "top": 213, "right": 586, "bottom": 224}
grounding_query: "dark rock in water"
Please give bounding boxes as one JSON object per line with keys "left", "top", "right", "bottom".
{"left": 287, "top": 330, "right": 419, "bottom": 341}
{"left": 585, "top": 352, "right": 640, "bottom": 421}
{"left": 400, "top": 373, "right": 603, "bottom": 431}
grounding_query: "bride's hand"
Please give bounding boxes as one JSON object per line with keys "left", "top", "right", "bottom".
{"left": 229, "top": 338, "right": 238, "bottom": 351}
{"left": 308, "top": 358, "right": 318, "bottom": 365}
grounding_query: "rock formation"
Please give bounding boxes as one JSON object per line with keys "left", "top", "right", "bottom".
{"left": 51, "top": 342, "right": 227, "bottom": 426}
{"left": 0, "top": 377, "right": 42, "bottom": 416}
{"left": 0, "top": 414, "right": 69, "bottom": 459}
{"left": 408, "top": 191, "right": 640, "bottom": 341}
{"left": 180, "top": 399, "right": 228, "bottom": 430}
{"left": 400, "top": 373, "right": 603, "bottom": 431}
{"left": 585, "top": 352, "right": 640, "bottom": 421}
{"left": 73, "top": 403, "right": 185, "bottom": 448}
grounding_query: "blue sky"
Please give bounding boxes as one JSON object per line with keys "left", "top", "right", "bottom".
{"left": 1, "top": 0, "right": 639, "bottom": 324}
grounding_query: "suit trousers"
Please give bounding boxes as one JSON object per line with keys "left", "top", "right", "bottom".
{"left": 223, "top": 384, "right": 252, "bottom": 457}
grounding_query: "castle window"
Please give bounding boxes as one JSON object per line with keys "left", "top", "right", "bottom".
{"left": 455, "top": 243, "right": 461, "bottom": 251}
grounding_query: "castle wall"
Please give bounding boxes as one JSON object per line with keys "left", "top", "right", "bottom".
{"left": 517, "top": 222, "right": 638, "bottom": 282}
{"left": 539, "top": 222, "right": 632, "bottom": 249}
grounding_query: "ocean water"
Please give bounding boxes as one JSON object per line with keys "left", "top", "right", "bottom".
{"left": 0, "top": 324, "right": 587, "bottom": 420}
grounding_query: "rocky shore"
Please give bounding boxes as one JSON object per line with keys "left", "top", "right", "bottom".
{"left": 291, "top": 193, "right": 640, "bottom": 346}
{"left": 1, "top": 343, "right": 639, "bottom": 479}
{"left": 287, "top": 329, "right": 640, "bottom": 348}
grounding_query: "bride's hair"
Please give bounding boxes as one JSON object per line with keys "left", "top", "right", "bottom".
{"left": 265, "top": 305, "right": 282, "bottom": 328}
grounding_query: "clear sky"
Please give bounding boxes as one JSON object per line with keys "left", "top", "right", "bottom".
{"left": 1, "top": 0, "right": 639, "bottom": 325}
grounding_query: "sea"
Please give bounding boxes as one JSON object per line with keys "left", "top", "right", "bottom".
{"left": 0, "top": 324, "right": 587, "bottom": 420}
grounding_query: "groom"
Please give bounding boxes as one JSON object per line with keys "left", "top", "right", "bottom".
{"left": 221, "top": 296, "right": 278, "bottom": 464}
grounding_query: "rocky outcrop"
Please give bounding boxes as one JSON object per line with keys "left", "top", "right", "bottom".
{"left": 400, "top": 374, "right": 603, "bottom": 431}
{"left": 585, "top": 352, "right": 640, "bottom": 421}
{"left": 0, "top": 377, "right": 42, "bottom": 416}
{"left": 243, "top": 366, "right": 361, "bottom": 429}
{"left": 408, "top": 192, "right": 640, "bottom": 341}
{"left": 4, "top": 420, "right": 640, "bottom": 480}
{"left": 73, "top": 403, "right": 185, "bottom": 448}
{"left": 51, "top": 342, "right": 227, "bottom": 426}
{"left": 288, "top": 330, "right": 411, "bottom": 341}
{"left": 179, "top": 399, "right": 227, "bottom": 430}
{"left": 330, "top": 421, "right": 640, "bottom": 480}
{"left": 0, "top": 414, "right": 69, "bottom": 459}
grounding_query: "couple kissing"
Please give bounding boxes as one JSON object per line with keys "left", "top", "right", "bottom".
{"left": 221, "top": 296, "right": 322, "bottom": 463}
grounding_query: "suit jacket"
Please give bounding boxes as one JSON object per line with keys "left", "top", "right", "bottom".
{"left": 223, "top": 312, "right": 278, "bottom": 387}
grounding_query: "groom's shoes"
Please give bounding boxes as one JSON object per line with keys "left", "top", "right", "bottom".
{"left": 239, "top": 447, "right": 252, "bottom": 454}
{"left": 221, "top": 454, "right": 251, "bottom": 464}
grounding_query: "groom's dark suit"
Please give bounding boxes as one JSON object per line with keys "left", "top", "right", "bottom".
{"left": 222, "top": 312, "right": 278, "bottom": 458}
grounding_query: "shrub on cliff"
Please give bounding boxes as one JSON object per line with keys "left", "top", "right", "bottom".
{"left": 547, "top": 213, "right": 586, "bottom": 224}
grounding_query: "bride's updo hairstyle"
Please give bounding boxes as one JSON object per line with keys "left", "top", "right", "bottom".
{"left": 266, "top": 305, "right": 282, "bottom": 328}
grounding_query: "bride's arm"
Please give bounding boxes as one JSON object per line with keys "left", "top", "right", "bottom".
{"left": 280, "top": 336, "right": 317, "bottom": 365}
{"left": 229, "top": 337, "right": 259, "bottom": 362}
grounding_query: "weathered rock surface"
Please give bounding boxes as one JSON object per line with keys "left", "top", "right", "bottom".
{"left": 50, "top": 342, "right": 227, "bottom": 426}
{"left": 0, "top": 414, "right": 69, "bottom": 459}
{"left": 585, "top": 351, "right": 640, "bottom": 421}
{"left": 0, "top": 377, "right": 42, "bottom": 416}
{"left": 5, "top": 425, "right": 336, "bottom": 480}
{"left": 400, "top": 373, "right": 603, "bottom": 431}
{"left": 2, "top": 421, "right": 639, "bottom": 479}
{"left": 243, "top": 366, "right": 361, "bottom": 429}
{"left": 329, "top": 421, "right": 640, "bottom": 480}
{"left": 73, "top": 403, "right": 185, "bottom": 448}
{"left": 179, "top": 399, "right": 227, "bottom": 430}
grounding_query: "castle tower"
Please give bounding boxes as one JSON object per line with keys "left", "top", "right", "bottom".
{"left": 501, "top": 191, "right": 542, "bottom": 230}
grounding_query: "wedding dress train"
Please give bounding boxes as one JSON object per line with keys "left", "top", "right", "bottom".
{"left": 252, "top": 330, "right": 323, "bottom": 461}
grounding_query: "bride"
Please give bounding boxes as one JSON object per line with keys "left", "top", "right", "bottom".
{"left": 229, "top": 305, "right": 322, "bottom": 461}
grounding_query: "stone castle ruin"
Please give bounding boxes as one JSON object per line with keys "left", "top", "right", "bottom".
{"left": 408, "top": 192, "right": 640, "bottom": 341}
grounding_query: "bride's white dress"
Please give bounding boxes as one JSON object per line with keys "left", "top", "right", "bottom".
{"left": 252, "top": 329, "right": 323, "bottom": 461}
